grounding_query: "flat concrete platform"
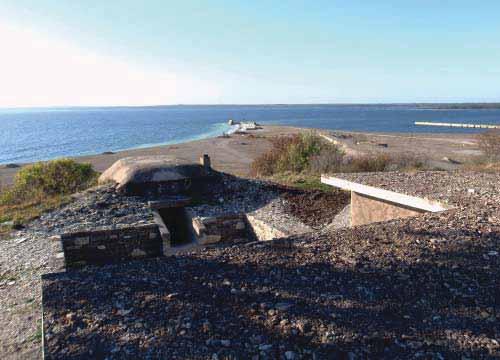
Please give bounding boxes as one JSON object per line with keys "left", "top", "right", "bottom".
{"left": 321, "top": 175, "right": 448, "bottom": 226}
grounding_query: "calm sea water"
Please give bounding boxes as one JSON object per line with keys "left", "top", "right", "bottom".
{"left": 1, "top": 105, "right": 500, "bottom": 164}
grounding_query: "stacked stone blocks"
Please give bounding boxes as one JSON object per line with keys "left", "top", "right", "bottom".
{"left": 61, "top": 224, "right": 162, "bottom": 268}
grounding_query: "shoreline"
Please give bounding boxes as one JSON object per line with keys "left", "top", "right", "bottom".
{"left": 0, "top": 125, "right": 301, "bottom": 185}
{"left": 0, "top": 125, "right": 481, "bottom": 186}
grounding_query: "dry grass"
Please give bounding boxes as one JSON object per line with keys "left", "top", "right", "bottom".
{"left": 265, "top": 172, "right": 339, "bottom": 192}
{"left": 250, "top": 133, "right": 429, "bottom": 192}
{"left": 0, "top": 195, "right": 69, "bottom": 229}
{"left": 252, "top": 132, "right": 427, "bottom": 179}
{"left": 461, "top": 158, "right": 500, "bottom": 173}
{"left": 477, "top": 129, "right": 500, "bottom": 160}
{"left": 310, "top": 151, "right": 427, "bottom": 174}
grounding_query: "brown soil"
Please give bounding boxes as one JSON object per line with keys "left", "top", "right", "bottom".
{"left": 278, "top": 188, "right": 350, "bottom": 228}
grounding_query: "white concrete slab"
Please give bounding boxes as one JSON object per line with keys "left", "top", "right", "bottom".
{"left": 321, "top": 175, "right": 447, "bottom": 212}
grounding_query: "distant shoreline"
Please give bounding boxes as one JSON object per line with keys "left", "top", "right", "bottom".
{"left": 1, "top": 102, "right": 500, "bottom": 111}
{"left": 0, "top": 125, "right": 481, "bottom": 187}
{"left": 2, "top": 104, "right": 498, "bottom": 165}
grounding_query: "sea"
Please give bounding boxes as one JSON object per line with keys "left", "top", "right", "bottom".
{"left": 1, "top": 104, "right": 500, "bottom": 165}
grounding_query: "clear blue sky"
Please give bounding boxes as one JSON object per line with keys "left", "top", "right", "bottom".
{"left": 1, "top": 0, "right": 499, "bottom": 106}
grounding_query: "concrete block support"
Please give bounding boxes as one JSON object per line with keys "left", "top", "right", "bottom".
{"left": 351, "top": 191, "right": 425, "bottom": 226}
{"left": 321, "top": 175, "right": 447, "bottom": 227}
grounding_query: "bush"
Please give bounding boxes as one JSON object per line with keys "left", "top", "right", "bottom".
{"left": 251, "top": 132, "right": 342, "bottom": 176}
{"left": 477, "top": 129, "right": 500, "bottom": 160}
{"left": 0, "top": 159, "right": 98, "bottom": 205}
{"left": 252, "top": 132, "right": 427, "bottom": 177}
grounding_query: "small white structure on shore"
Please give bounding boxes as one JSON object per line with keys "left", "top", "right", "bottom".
{"left": 228, "top": 119, "right": 260, "bottom": 132}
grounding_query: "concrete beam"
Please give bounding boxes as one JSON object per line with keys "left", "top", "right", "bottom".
{"left": 321, "top": 175, "right": 447, "bottom": 213}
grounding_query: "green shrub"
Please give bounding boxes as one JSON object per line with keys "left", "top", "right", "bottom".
{"left": 252, "top": 132, "right": 427, "bottom": 177}
{"left": 251, "top": 132, "right": 342, "bottom": 176}
{"left": 0, "top": 159, "right": 98, "bottom": 205}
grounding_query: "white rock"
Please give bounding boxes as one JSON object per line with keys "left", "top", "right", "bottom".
{"left": 259, "top": 344, "right": 273, "bottom": 351}
{"left": 131, "top": 248, "right": 147, "bottom": 257}
{"left": 117, "top": 308, "right": 132, "bottom": 316}
{"left": 220, "top": 339, "right": 231, "bottom": 347}
{"left": 15, "top": 237, "right": 29, "bottom": 245}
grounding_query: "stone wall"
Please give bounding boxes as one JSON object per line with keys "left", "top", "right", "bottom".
{"left": 351, "top": 192, "right": 425, "bottom": 226}
{"left": 191, "top": 214, "right": 249, "bottom": 245}
{"left": 61, "top": 224, "right": 162, "bottom": 268}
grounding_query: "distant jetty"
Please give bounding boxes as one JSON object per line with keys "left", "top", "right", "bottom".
{"left": 415, "top": 121, "right": 500, "bottom": 129}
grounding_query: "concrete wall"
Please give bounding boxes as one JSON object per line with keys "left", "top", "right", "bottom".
{"left": 61, "top": 224, "right": 162, "bottom": 268}
{"left": 245, "top": 214, "right": 287, "bottom": 241}
{"left": 351, "top": 191, "right": 425, "bottom": 226}
{"left": 122, "top": 175, "right": 220, "bottom": 198}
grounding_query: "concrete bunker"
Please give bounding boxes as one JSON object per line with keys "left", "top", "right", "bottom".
{"left": 321, "top": 175, "right": 448, "bottom": 226}
{"left": 60, "top": 154, "right": 314, "bottom": 267}
{"left": 150, "top": 197, "right": 258, "bottom": 255}
{"left": 59, "top": 157, "right": 351, "bottom": 269}
{"left": 99, "top": 154, "right": 216, "bottom": 198}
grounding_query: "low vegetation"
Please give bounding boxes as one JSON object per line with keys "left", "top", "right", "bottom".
{"left": 251, "top": 132, "right": 426, "bottom": 188}
{"left": 0, "top": 159, "right": 98, "bottom": 232}
{"left": 251, "top": 132, "right": 333, "bottom": 176}
{"left": 459, "top": 130, "right": 500, "bottom": 172}
{"left": 477, "top": 129, "right": 500, "bottom": 160}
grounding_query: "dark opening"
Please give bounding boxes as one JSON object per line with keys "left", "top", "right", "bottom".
{"left": 158, "top": 207, "right": 193, "bottom": 246}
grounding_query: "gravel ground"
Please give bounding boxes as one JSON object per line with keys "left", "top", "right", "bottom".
{"left": 279, "top": 189, "right": 350, "bottom": 229}
{"left": 0, "top": 184, "right": 154, "bottom": 359}
{"left": 334, "top": 171, "right": 499, "bottom": 208}
{"left": 189, "top": 176, "right": 350, "bottom": 235}
{"left": 246, "top": 198, "right": 314, "bottom": 237}
{"left": 1, "top": 176, "right": 349, "bottom": 359}
{"left": 41, "top": 171, "right": 500, "bottom": 359}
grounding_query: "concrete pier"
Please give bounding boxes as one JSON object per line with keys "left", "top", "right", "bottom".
{"left": 415, "top": 121, "right": 500, "bottom": 129}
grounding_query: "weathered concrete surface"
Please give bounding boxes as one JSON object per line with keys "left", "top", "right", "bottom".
{"left": 351, "top": 192, "right": 425, "bottom": 226}
{"left": 98, "top": 156, "right": 220, "bottom": 197}
{"left": 99, "top": 156, "right": 207, "bottom": 188}
{"left": 245, "top": 214, "right": 288, "bottom": 241}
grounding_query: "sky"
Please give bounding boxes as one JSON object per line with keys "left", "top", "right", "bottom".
{"left": 0, "top": 0, "right": 499, "bottom": 107}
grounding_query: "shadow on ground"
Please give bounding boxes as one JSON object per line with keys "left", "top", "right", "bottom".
{"left": 42, "top": 223, "right": 499, "bottom": 359}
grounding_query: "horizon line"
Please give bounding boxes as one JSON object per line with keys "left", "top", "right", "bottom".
{"left": 2, "top": 101, "right": 500, "bottom": 111}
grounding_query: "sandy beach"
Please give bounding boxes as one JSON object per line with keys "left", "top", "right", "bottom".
{"left": 0, "top": 125, "right": 482, "bottom": 186}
